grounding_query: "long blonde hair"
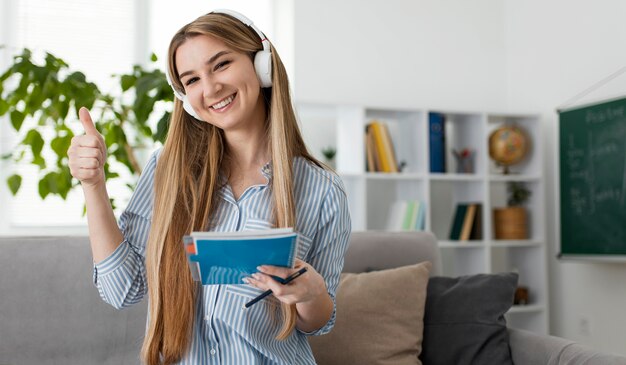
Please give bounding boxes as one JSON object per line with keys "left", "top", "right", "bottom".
{"left": 141, "top": 12, "right": 319, "bottom": 365}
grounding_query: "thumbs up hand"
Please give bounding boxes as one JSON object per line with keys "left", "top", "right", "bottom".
{"left": 68, "top": 107, "right": 107, "bottom": 188}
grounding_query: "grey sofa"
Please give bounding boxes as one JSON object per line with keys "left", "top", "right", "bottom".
{"left": 1, "top": 233, "right": 625, "bottom": 364}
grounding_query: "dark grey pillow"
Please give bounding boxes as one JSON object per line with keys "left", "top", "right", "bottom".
{"left": 420, "top": 272, "right": 518, "bottom": 365}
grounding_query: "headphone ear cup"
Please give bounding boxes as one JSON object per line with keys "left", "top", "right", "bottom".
{"left": 181, "top": 95, "right": 203, "bottom": 120}
{"left": 167, "top": 68, "right": 204, "bottom": 121}
{"left": 254, "top": 50, "right": 273, "bottom": 88}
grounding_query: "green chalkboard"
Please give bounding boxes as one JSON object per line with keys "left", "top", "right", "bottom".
{"left": 559, "top": 97, "right": 626, "bottom": 256}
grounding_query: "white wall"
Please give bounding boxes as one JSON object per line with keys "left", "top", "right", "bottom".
{"left": 291, "top": 0, "right": 626, "bottom": 356}
{"left": 505, "top": 0, "right": 626, "bottom": 355}
{"left": 292, "top": 0, "right": 507, "bottom": 112}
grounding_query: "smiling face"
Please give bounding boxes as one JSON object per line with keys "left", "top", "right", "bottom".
{"left": 175, "top": 34, "right": 266, "bottom": 132}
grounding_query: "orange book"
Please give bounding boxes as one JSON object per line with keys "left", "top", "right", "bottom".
{"left": 380, "top": 122, "right": 399, "bottom": 172}
{"left": 370, "top": 121, "right": 391, "bottom": 172}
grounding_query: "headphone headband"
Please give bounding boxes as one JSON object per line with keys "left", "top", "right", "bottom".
{"left": 211, "top": 9, "right": 271, "bottom": 53}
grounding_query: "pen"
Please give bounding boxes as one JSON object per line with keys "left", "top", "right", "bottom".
{"left": 243, "top": 267, "right": 308, "bottom": 309}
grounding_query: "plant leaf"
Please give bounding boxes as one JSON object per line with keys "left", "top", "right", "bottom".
{"left": 24, "top": 129, "right": 45, "bottom": 158}
{"left": 51, "top": 134, "right": 72, "bottom": 160}
{"left": 38, "top": 175, "right": 51, "bottom": 199}
{"left": 7, "top": 174, "right": 22, "bottom": 195}
{"left": 10, "top": 109, "right": 26, "bottom": 130}
{"left": 154, "top": 112, "right": 170, "bottom": 143}
{"left": 121, "top": 75, "right": 136, "bottom": 91}
{"left": 0, "top": 99, "right": 9, "bottom": 115}
{"left": 56, "top": 167, "right": 72, "bottom": 199}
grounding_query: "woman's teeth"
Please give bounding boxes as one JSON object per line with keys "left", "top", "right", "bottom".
{"left": 211, "top": 94, "right": 235, "bottom": 109}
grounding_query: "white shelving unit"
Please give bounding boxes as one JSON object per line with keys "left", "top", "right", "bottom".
{"left": 297, "top": 103, "right": 549, "bottom": 335}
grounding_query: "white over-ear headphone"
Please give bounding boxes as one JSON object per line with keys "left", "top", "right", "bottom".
{"left": 165, "top": 9, "right": 273, "bottom": 121}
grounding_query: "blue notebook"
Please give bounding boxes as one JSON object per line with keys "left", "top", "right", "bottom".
{"left": 182, "top": 228, "right": 298, "bottom": 285}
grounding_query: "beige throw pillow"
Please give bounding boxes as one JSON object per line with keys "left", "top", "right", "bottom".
{"left": 308, "top": 261, "right": 431, "bottom": 365}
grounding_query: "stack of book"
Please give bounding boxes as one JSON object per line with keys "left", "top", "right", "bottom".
{"left": 386, "top": 200, "right": 426, "bottom": 231}
{"left": 365, "top": 120, "right": 399, "bottom": 173}
{"left": 448, "top": 203, "right": 483, "bottom": 241}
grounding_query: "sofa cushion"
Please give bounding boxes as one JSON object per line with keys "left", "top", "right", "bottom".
{"left": 308, "top": 261, "right": 431, "bottom": 365}
{"left": 420, "top": 272, "right": 518, "bottom": 365}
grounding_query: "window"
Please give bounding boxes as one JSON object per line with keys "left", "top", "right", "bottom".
{"left": 0, "top": 0, "right": 275, "bottom": 234}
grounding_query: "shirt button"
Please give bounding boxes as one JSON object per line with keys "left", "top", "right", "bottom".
{"left": 205, "top": 315, "right": 210, "bottom": 321}
{"left": 210, "top": 348, "right": 217, "bottom": 355}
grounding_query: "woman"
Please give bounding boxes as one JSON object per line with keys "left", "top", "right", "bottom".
{"left": 68, "top": 10, "right": 351, "bottom": 365}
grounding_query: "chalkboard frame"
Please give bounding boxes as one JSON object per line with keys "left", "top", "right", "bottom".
{"left": 558, "top": 96, "right": 626, "bottom": 260}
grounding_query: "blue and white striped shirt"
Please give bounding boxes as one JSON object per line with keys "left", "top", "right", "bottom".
{"left": 93, "top": 149, "right": 351, "bottom": 364}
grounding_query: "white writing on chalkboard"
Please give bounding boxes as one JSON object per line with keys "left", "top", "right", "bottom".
{"left": 594, "top": 188, "right": 622, "bottom": 203}
{"left": 566, "top": 128, "right": 626, "bottom": 217}
{"left": 590, "top": 142, "right": 619, "bottom": 157}
{"left": 585, "top": 106, "right": 624, "bottom": 124}
{"left": 569, "top": 188, "right": 587, "bottom": 216}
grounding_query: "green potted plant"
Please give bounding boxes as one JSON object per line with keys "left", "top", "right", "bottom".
{"left": 0, "top": 48, "right": 172, "bottom": 209}
{"left": 493, "top": 181, "right": 531, "bottom": 239}
{"left": 321, "top": 146, "right": 336, "bottom": 169}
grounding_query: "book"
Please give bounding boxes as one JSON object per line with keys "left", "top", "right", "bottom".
{"left": 459, "top": 204, "right": 477, "bottom": 241}
{"left": 415, "top": 201, "right": 426, "bottom": 230}
{"left": 380, "top": 122, "right": 399, "bottom": 172}
{"left": 365, "top": 125, "right": 377, "bottom": 172}
{"left": 449, "top": 204, "right": 468, "bottom": 240}
{"left": 182, "top": 228, "right": 298, "bottom": 285}
{"left": 385, "top": 200, "right": 427, "bottom": 231}
{"left": 469, "top": 204, "right": 483, "bottom": 240}
{"left": 402, "top": 200, "right": 417, "bottom": 230}
{"left": 386, "top": 201, "right": 407, "bottom": 231}
{"left": 369, "top": 121, "right": 391, "bottom": 172}
{"left": 429, "top": 112, "right": 446, "bottom": 173}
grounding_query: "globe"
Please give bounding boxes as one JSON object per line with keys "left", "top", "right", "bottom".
{"left": 488, "top": 125, "right": 529, "bottom": 173}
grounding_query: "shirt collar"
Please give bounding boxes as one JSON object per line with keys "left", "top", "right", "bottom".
{"left": 216, "top": 161, "right": 272, "bottom": 199}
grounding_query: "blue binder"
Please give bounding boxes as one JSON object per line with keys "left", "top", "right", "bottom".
{"left": 182, "top": 228, "right": 298, "bottom": 285}
{"left": 429, "top": 112, "right": 446, "bottom": 173}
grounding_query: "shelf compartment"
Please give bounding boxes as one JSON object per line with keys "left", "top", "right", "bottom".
{"left": 487, "top": 114, "right": 541, "bottom": 177}
{"left": 365, "top": 179, "right": 427, "bottom": 231}
{"left": 489, "top": 180, "right": 544, "bottom": 241}
{"left": 490, "top": 245, "right": 547, "bottom": 309}
{"left": 429, "top": 111, "right": 486, "bottom": 175}
{"left": 429, "top": 180, "right": 485, "bottom": 241}
{"left": 297, "top": 103, "right": 340, "bottom": 166}
{"left": 365, "top": 108, "right": 426, "bottom": 174}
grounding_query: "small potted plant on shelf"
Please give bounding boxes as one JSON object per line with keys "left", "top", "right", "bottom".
{"left": 321, "top": 146, "right": 337, "bottom": 169}
{"left": 493, "top": 181, "right": 531, "bottom": 239}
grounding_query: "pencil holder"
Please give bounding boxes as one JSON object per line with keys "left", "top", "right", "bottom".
{"left": 453, "top": 148, "right": 475, "bottom": 173}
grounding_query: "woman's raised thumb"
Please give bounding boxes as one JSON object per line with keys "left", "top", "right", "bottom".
{"left": 79, "top": 107, "right": 98, "bottom": 135}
